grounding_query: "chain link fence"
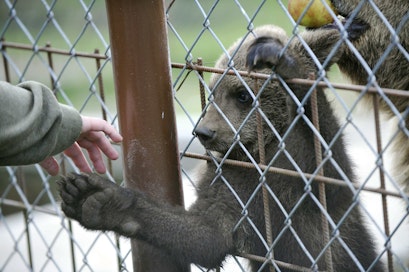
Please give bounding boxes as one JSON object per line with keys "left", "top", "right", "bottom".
{"left": 1, "top": 0, "right": 409, "bottom": 271}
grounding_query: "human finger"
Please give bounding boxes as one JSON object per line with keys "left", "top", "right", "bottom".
{"left": 63, "top": 143, "right": 93, "bottom": 173}
{"left": 76, "top": 138, "right": 107, "bottom": 174}
{"left": 39, "top": 157, "right": 60, "bottom": 176}
{"left": 80, "top": 131, "right": 119, "bottom": 160}
{"left": 81, "top": 116, "right": 123, "bottom": 143}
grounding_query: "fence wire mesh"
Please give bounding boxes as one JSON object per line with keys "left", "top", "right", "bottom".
{"left": 1, "top": 0, "right": 408, "bottom": 271}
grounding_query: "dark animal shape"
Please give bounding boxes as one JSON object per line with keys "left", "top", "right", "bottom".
{"left": 59, "top": 25, "right": 383, "bottom": 271}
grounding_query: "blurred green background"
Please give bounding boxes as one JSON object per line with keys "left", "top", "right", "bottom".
{"left": 0, "top": 0, "right": 307, "bottom": 115}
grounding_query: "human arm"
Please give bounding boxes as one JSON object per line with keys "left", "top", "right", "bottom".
{"left": 0, "top": 81, "right": 122, "bottom": 175}
{"left": 0, "top": 81, "right": 82, "bottom": 165}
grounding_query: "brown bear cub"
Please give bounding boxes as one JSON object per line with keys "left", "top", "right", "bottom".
{"left": 59, "top": 25, "right": 384, "bottom": 271}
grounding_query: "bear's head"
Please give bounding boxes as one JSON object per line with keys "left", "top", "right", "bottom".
{"left": 195, "top": 25, "right": 290, "bottom": 160}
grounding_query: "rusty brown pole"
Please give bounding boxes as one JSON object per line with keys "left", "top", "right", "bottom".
{"left": 105, "top": 0, "right": 186, "bottom": 271}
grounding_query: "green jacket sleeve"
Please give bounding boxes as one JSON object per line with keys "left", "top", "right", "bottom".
{"left": 0, "top": 81, "right": 82, "bottom": 166}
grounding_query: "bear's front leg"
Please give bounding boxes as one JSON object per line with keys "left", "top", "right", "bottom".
{"left": 58, "top": 173, "right": 140, "bottom": 236}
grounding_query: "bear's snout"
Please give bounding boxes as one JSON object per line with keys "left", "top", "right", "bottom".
{"left": 195, "top": 126, "right": 216, "bottom": 146}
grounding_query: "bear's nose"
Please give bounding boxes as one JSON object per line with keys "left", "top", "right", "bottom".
{"left": 194, "top": 127, "right": 216, "bottom": 144}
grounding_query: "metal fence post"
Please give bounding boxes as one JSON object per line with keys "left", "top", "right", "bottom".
{"left": 105, "top": 0, "right": 186, "bottom": 271}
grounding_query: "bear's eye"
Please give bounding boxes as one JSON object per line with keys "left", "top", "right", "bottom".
{"left": 237, "top": 90, "right": 253, "bottom": 104}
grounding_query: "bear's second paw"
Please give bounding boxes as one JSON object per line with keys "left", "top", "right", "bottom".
{"left": 58, "top": 173, "right": 133, "bottom": 232}
{"left": 246, "top": 36, "right": 285, "bottom": 71}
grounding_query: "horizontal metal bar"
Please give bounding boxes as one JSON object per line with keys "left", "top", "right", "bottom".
{"left": 0, "top": 198, "right": 59, "bottom": 216}
{"left": 2, "top": 41, "right": 407, "bottom": 98}
{"left": 182, "top": 152, "right": 404, "bottom": 199}
{"left": 171, "top": 62, "right": 409, "bottom": 97}
{"left": 1, "top": 40, "right": 107, "bottom": 59}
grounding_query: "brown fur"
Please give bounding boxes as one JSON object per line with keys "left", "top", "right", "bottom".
{"left": 331, "top": 0, "right": 409, "bottom": 193}
{"left": 310, "top": 0, "right": 409, "bottom": 195}
{"left": 332, "top": 0, "right": 409, "bottom": 95}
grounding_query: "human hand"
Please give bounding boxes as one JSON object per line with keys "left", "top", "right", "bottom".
{"left": 40, "top": 116, "right": 123, "bottom": 176}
